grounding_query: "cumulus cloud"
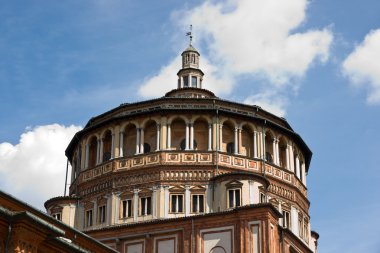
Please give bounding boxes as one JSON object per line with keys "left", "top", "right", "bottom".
{"left": 342, "top": 29, "right": 380, "bottom": 104}
{"left": 138, "top": 55, "right": 234, "bottom": 98}
{"left": 244, "top": 91, "right": 288, "bottom": 117}
{"left": 180, "top": 0, "right": 332, "bottom": 83}
{"left": 139, "top": 0, "right": 333, "bottom": 116}
{"left": 0, "top": 124, "right": 82, "bottom": 209}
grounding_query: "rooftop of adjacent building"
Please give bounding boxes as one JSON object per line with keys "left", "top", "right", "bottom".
{"left": 0, "top": 190, "right": 117, "bottom": 253}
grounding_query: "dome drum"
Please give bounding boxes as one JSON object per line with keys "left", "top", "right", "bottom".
{"left": 47, "top": 42, "right": 318, "bottom": 253}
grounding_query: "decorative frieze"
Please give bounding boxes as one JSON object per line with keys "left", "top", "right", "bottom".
{"left": 78, "top": 151, "right": 307, "bottom": 199}
{"left": 114, "top": 172, "right": 161, "bottom": 188}
{"left": 268, "top": 184, "right": 294, "bottom": 201}
{"left": 82, "top": 163, "right": 113, "bottom": 182}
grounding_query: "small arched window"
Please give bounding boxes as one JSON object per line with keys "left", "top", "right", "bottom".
{"left": 227, "top": 142, "right": 234, "bottom": 154}
{"left": 103, "top": 152, "right": 111, "bottom": 162}
{"left": 143, "top": 143, "right": 151, "bottom": 153}
{"left": 265, "top": 152, "right": 273, "bottom": 163}
{"left": 180, "top": 139, "right": 197, "bottom": 150}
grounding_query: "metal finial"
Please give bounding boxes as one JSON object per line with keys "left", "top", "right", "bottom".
{"left": 186, "top": 25, "right": 193, "bottom": 46}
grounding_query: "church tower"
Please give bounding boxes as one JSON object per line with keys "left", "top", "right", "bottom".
{"left": 177, "top": 28, "right": 204, "bottom": 89}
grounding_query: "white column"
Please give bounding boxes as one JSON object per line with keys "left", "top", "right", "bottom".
{"left": 119, "top": 132, "right": 124, "bottom": 157}
{"left": 106, "top": 195, "right": 112, "bottom": 225}
{"left": 185, "top": 186, "right": 190, "bottom": 216}
{"left": 85, "top": 144, "right": 89, "bottom": 169}
{"left": 140, "top": 128, "right": 144, "bottom": 154}
{"left": 302, "top": 163, "right": 307, "bottom": 186}
{"left": 253, "top": 131, "right": 258, "bottom": 158}
{"left": 206, "top": 185, "right": 212, "bottom": 213}
{"left": 135, "top": 128, "right": 140, "bottom": 154}
{"left": 278, "top": 201, "right": 283, "bottom": 226}
{"left": 152, "top": 186, "right": 157, "bottom": 218}
{"left": 156, "top": 124, "right": 160, "bottom": 151}
{"left": 93, "top": 201, "right": 98, "bottom": 226}
{"left": 167, "top": 124, "right": 171, "bottom": 150}
{"left": 291, "top": 206, "right": 299, "bottom": 235}
{"left": 99, "top": 139, "right": 104, "bottom": 163}
{"left": 111, "top": 134, "right": 115, "bottom": 159}
{"left": 197, "top": 76, "right": 200, "bottom": 88}
{"left": 249, "top": 180, "right": 254, "bottom": 204}
{"left": 96, "top": 139, "right": 100, "bottom": 164}
{"left": 296, "top": 156, "right": 301, "bottom": 178}
{"left": 238, "top": 128, "right": 242, "bottom": 154}
{"left": 133, "top": 189, "right": 139, "bottom": 221}
{"left": 234, "top": 128, "right": 238, "bottom": 154}
{"left": 114, "top": 193, "right": 120, "bottom": 224}
{"left": 260, "top": 132, "right": 265, "bottom": 159}
{"left": 272, "top": 138, "right": 277, "bottom": 164}
{"left": 256, "top": 132, "right": 261, "bottom": 159}
{"left": 164, "top": 186, "right": 169, "bottom": 218}
{"left": 274, "top": 139, "right": 280, "bottom": 165}
{"left": 185, "top": 123, "right": 190, "bottom": 150}
{"left": 219, "top": 124, "right": 223, "bottom": 151}
{"left": 190, "top": 123, "right": 194, "bottom": 150}
{"left": 286, "top": 145, "right": 290, "bottom": 170}
{"left": 208, "top": 124, "right": 212, "bottom": 151}
{"left": 289, "top": 145, "right": 295, "bottom": 172}
{"left": 180, "top": 76, "right": 184, "bottom": 88}
{"left": 277, "top": 139, "right": 280, "bottom": 165}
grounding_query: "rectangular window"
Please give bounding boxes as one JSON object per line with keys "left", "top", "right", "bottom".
{"left": 228, "top": 189, "right": 241, "bottom": 208}
{"left": 183, "top": 76, "right": 189, "bottom": 87}
{"left": 303, "top": 218, "right": 309, "bottom": 241}
{"left": 52, "top": 213, "right": 61, "bottom": 221}
{"left": 191, "top": 76, "right": 197, "bottom": 87}
{"left": 122, "top": 199, "right": 132, "bottom": 218}
{"left": 192, "top": 194, "right": 204, "bottom": 213}
{"left": 298, "top": 216, "right": 303, "bottom": 238}
{"left": 171, "top": 194, "right": 184, "bottom": 213}
{"left": 140, "top": 197, "right": 151, "bottom": 215}
{"left": 85, "top": 209, "right": 93, "bottom": 227}
{"left": 282, "top": 210, "right": 290, "bottom": 228}
{"left": 98, "top": 205, "right": 106, "bottom": 224}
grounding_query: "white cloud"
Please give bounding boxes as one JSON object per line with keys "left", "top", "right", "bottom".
{"left": 138, "top": 55, "right": 234, "bottom": 98}
{"left": 0, "top": 124, "right": 82, "bottom": 210}
{"left": 138, "top": 57, "right": 180, "bottom": 98}
{"left": 181, "top": 0, "right": 332, "bottom": 84}
{"left": 244, "top": 91, "right": 287, "bottom": 117}
{"left": 138, "top": 0, "right": 333, "bottom": 115}
{"left": 342, "top": 29, "right": 380, "bottom": 104}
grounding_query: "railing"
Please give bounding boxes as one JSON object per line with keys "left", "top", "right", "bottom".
{"left": 78, "top": 151, "right": 307, "bottom": 197}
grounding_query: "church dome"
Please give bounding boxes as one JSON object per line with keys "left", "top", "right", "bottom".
{"left": 45, "top": 37, "right": 317, "bottom": 253}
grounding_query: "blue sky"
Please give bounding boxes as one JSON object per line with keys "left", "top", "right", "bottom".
{"left": 0, "top": 1, "right": 380, "bottom": 252}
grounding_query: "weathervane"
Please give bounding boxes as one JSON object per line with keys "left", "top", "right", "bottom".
{"left": 186, "top": 25, "right": 193, "bottom": 46}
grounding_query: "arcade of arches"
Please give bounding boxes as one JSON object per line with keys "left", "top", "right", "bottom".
{"left": 78, "top": 116, "right": 307, "bottom": 185}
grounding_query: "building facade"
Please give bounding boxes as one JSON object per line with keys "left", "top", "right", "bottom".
{"left": 0, "top": 190, "right": 117, "bottom": 253}
{"left": 45, "top": 43, "right": 319, "bottom": 253}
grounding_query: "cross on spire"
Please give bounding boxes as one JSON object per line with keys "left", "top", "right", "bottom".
{"left": 186, "top": 25, "right": 193, "bottom": 46}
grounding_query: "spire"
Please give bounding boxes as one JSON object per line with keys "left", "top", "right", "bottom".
{"left": 186, "top": 25, "right": 193, "bottom": 46}
{"left": 177, "top": 25, "right": 204, "bottom": 89}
